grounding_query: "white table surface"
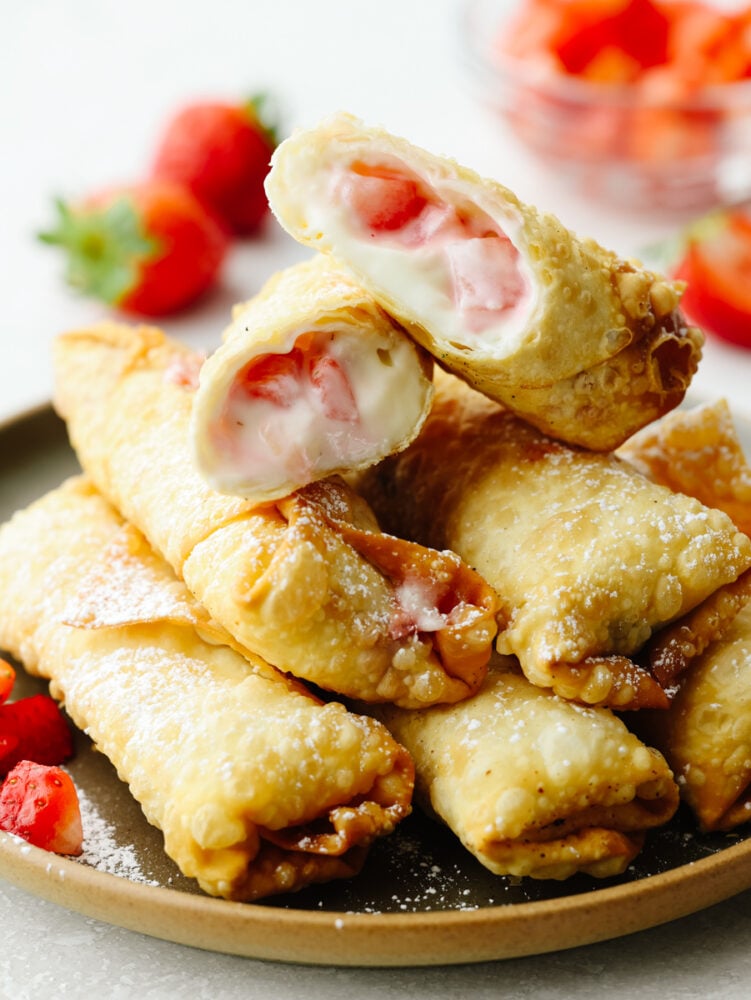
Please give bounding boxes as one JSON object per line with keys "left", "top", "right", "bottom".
{"left": 3, "top": 2, "right": 751, "bottom": 997}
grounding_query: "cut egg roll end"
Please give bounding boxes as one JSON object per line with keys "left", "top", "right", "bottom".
{"left": 190, "top": 255, "right": 435, "bottom": 503}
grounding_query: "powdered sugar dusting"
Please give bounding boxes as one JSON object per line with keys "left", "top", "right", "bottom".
{"left": 76, "top": 787, "right": 159, "bottom": 885}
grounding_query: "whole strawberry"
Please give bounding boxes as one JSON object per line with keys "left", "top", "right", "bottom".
{"left": 150, "top": 94, "right": 278, "bottom": 234}
{"left": 40, "top": 180, "right": 228, "bottom": 316}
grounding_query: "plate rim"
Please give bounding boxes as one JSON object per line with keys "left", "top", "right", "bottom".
{"left": 2, "top": 400, "right": 751, "bottom": 967}
{"left": 3, "top": 825, "right": 751, "bottom": 966}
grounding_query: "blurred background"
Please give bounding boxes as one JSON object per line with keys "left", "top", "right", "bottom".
{"left": 4, "top": 0, "right": 749, "bottom": 426}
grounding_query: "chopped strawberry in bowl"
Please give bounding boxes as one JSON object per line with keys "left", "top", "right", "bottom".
{"left": 462, "top": 0, "right": 751, "bottom": 211}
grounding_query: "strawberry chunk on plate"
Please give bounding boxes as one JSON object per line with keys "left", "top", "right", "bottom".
{"left": 0, "top": 760, "right": 83, "bottom": 856}
{"left": 0, "top": 693, "right": 75, "bottom": 777}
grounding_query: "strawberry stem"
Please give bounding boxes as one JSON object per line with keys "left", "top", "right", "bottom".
{"left": 38, "top": 195, "right": 160, "bottom": 305}
{"left": 244, "top": 92, "right": 280, "bottom": 148}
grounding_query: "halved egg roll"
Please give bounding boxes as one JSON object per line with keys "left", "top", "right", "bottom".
{"left": 357, "top": 372, "right": 751, "bottom": 710}
{"left": 0, "top": 476, "right": 414, "bottom": 900}
{"left": 265, "top": 112, "right": 703, "bottom": 450}
{"left": 375, "top": 657, "right": 679, "bottom": 880}
{"left": 636, "top": 600, "right": 751, "bottom": 832}
{"left": 52, "top": 323, "right": 498, "bottom": 708}
{"left": 192, "top": 255, "right": 434, "bottom": 502}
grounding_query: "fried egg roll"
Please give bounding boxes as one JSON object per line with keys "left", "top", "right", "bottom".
{"left": 357, "top": 373, "right": 751, "bottom": 710}
{"left": 192, "top": 255, "right": 434, "bottom": 502}
{"left": 637, "top": 599, "right": 751, "bottom": 832}
{"left": 52, "top": 324, "right": 497, "bottom": 708}
{"left": 0, "top": 477, "right": 414, "bottom": 900}
{"left": 375, "top": 658, "right": 679, "bottom": 880}
{"left": 618, "top": 399, "right": 751, "bottom": 538}
{"left": 265, "top": 112, "right": 702, "bottom": 450}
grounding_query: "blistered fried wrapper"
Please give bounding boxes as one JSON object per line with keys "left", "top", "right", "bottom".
{"left": 52, "top": 324, "right": 498, "bottom": 708}
{"left": 192, "top": 255, "right": 434, "bottom": 502}
{"left": 265, "top": 112, "right": 703, "bottom": 450}
{"left": 638, "top": 600, "right": 751, "bottom": 832}
{"left": 375, "top": 658, "right": 679, "bottom": 880}
{"left": 0, "top": 477, "right": 414, "bottom": 900}
{"left": 620, "top": 399, "right": 751, "bottom": 830}
{"left": 618, "top": 398, "right": 751, "bottom": 539}
{"left": 356, "top": 373, "right": 751, "bottom": 710}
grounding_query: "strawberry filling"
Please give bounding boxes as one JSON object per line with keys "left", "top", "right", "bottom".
{"left": 338, "top": 160, "right": 530, "bottom": 337}
{"left": 209, "top": 330, "right": 374, "bottom": 492}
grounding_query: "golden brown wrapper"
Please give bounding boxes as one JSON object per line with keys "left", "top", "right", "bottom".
{"left": 0, "top": 477, "right": 414, "bottom": 900}
{"left": 619, "top": 398, "right": 751, "bottom": 830}
{"left": 266, "top": 112, "right": 702, "bottom": 450}
{"left": 375, "top": 657, "right": 679, "bottom": 880}
{"left": 636, "top": 600, "right": 751, "bottom": 832}
{"left": 357, "top": 372, "right": 751, "bottom": 710}
{"left": 52, "top": 323, "right": 498, "bottom": 708}
{"left": 618, "top": 398, "right": 751, "bottom": 538}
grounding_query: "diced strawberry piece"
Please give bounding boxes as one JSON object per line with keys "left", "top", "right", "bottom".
{"left": 0, "top": 761, "right": 83, "bottom": 855}
{"left": 344, "top": 162, "right": 428, "bottom": 232}
{"left": 445, "top": 235, "right": 527, "bottom": 322}
{"left": 0, "top": 694, "right": 74, "bottom": 777}
{"left": 0, "top": 659, "right": 14, "bottom": 705}
{"left": 308, "top": 354, "right": 360, "bottom": 423}
{"left": 238, "top": 348, "right": 304, "bottom": 407}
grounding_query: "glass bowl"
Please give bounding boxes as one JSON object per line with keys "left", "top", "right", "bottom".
{"left": 461, "top": 0, "right": 751, "bottom": 213}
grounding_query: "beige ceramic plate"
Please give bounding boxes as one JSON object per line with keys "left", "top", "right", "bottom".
{"left": 2, "top": 404, "right": 751, "bottom": 967}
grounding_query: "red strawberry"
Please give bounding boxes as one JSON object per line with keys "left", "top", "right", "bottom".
{"left": 0, "top": 694, "right": 74, "bottom": 777}
{"left": 150, "top": 94, "right": 278, "bottom": 234}
{"left": 0, "top": 659, "right": 14, "bottom": 705}
{"left": 39, "top": 180, "right": 228, "bottom": 316}
{"left": 0, "top": 761, "right": 83, "bottom": 855}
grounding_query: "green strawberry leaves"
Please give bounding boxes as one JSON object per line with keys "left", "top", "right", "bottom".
{"left": 39, "top": 195, "right": 161, "bottom": 305}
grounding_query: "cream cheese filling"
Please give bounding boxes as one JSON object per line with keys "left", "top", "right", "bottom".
{"left": 195, "top": 323, "right": 427, "bottom": 497}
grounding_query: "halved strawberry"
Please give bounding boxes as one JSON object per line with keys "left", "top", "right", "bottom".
{"left": 0, "top": 760, "right": 83, "bottom": 855}
{"left": 0, "top": 694, "right": 74, "bottom": 777}
{"left": 0, "top": 659, "right": 14, "bottom": 705}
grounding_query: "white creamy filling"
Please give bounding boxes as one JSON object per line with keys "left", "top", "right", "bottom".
{"left": 206, "top": 324, "right": 426, "bottom": 496}
{"left": 393, "top": 577, "right": 447, "bottom": 634}
{"left": 310, "top": 161, "right": 538, "bottom": 359}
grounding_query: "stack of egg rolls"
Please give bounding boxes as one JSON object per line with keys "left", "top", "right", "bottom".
{"left": 5, "top": 114, "right": 746, "bottom": 891}
{"left": 356, "top": 372, "right": 751, "bottom": 709}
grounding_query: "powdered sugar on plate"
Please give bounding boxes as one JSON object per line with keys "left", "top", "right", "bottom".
{"left": 75, "top": 786, "right": 159, "bottom": 886}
